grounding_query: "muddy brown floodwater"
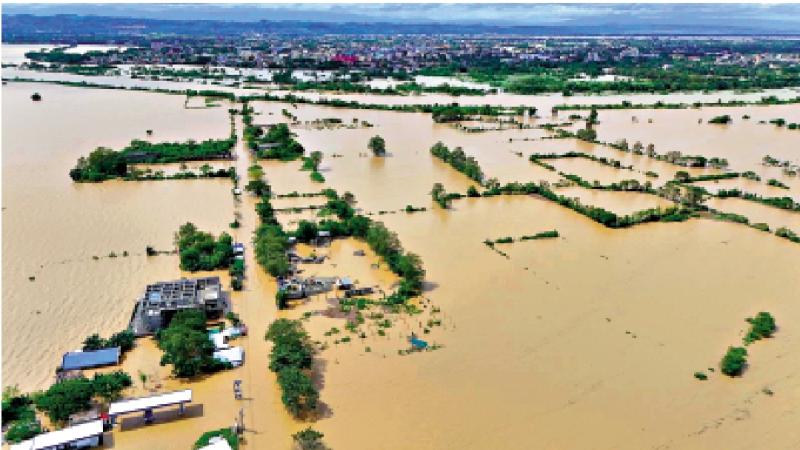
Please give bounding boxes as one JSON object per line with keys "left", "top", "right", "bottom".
{"left": 3, "top": 79, "right": 800, "bottom": 450}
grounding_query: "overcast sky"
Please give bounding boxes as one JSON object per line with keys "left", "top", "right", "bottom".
{"left": 5, "top": 3, "right": 800, "bottom": 30}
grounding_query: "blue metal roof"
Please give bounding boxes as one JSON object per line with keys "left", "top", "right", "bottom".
{"left": 61, "top": 347, "right": 121, "bottom": 371}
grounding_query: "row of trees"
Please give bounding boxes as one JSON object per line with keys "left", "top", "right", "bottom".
{"left": 430, "top": 142, "right": 484, "bottom": 184}
{"left": 82, "top": 329, "right": 135, "bottom": 353}
{"left": 175, "top": 222, "right": 235, "bottom": 271}
{"left": 69, "top": 138, "right": 237, "bottom": 182}
{"left": 34, "top": 371, "right": 132, "bottom": 424}
{"left": 265, "top": 319, "right": 318, "bottom": 417}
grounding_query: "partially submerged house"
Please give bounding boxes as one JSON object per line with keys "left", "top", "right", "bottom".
{"left": 131, "top": 277, "right": 228, "bottom": 335}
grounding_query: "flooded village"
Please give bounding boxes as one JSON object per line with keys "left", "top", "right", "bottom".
{"left": 3, "top": 10, "right": 800, "bottom": 450}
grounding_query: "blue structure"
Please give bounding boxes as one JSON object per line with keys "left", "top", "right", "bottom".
{"left": 410, "top": 337, "right": 428, "bottom": 350}
{"left": 61, "top": 347, "right": 121, "bottom": 371}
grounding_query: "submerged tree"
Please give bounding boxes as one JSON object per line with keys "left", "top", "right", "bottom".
{"left": 368, "top": 135, "right": 386, "bottom": 156}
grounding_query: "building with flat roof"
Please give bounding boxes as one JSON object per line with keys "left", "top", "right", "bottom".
{"left": 61, "top": 347, "right": 121, "bottom": 371}
{"left": 131, "top": 277, "right": 228, "bottom": 335}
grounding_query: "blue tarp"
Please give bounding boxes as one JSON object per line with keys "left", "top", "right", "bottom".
{"left": 410, "top": 337, "right": 428, "bottom": 349}
{"left": 62, "top": 347, "right": 121, "bottom": 371}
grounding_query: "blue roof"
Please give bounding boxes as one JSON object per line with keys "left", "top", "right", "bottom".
{"left": 62, "top": 347, "right": 121, "bottom": 371}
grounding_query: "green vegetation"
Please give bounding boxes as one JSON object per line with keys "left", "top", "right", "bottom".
{"left": 242, "top": 103, "right": 305, "bottom": 160}
{"left": 310, "top": 171, "right": 325, "bottom": 183}
{"left": 521, "top": 230, "right": 560, "bottom": 240}
{"left": 293, "top": 427, "right": 326, "bottom": 450}
{"left": 480, "top": 181, "right": 692, "bottom": 228}
{"left": 708, "top": 114, "right": 732, "bottom": 124}
{"left": 744, "top": 312, "right": 776, "bottom": 345}
{"left": 775, "top": 227, "right": 800, "bottom": 244}
{"left": 368, "top": 135, "right": 387, "bottom": 156}
{"left": 767, "top": 178, "right": 790, "bottom": 189}
{"left": 157, "top": 310, "right": 230, "bottom": 378}
{"left": 175, "top": 222, "right": 234, "bottom": 271}
{"left": 194, "top": 428, "right": 239, "bottom": 450}
{"left": 430, "top": 142, "right": 484, "bottom": 184}
{"left": 716, "top": 189, "right": 800, "bottom": 212}
{"left": 69, "top": 137, "right": 236, "bottom": 182}
{"left": 430, "top": 183, "right": 462, "bottom": 209}
{"left": 82, "top": 329, "right": 135, "bottom": 353}
{"left": 2, "top": 387, "right": 40, "bottom": 443}
{"left": 485, "top": 230, "right": 560, "bottom": 246}
{"left": 265, "top": 319, "right": 318, "bottom": 417}
{"left": 720, "top": 346, "right": 748, "bottom": 377}
{"left": 30, "top": 92, "right": 42, "bottom": 101}
{"left": 693, "top": 371, "right": 708, "bottom": 381}
{"left": 33, "top": 371, "right": 132, "bottom": 423}
{"left": 254, "top": 196, "right": 292, "bottom": 279}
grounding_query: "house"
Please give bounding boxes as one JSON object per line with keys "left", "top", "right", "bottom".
{"left": 61, "top": 347, "right": 121, "bottom": 371}
{"left": 131, "top": 277, "right": 228, "bottom": 335}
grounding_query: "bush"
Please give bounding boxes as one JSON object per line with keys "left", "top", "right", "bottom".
{"left": 176, "top": 223, "right": 234, "bottom": 271}
{"left": 708, "top": 114, "right": 732, "bottom": 124}
{"left": 720, "top": 346, "right": 747, "bottom": 376}
{"left": 158, "top": 310, "right": 228, "bottom": 378}
{"left": 744, "top": 312, "right": 776, "bottom": 344}
{"left": 694, "top": 371, "right": 708, "bottom": 380}
{"left": 293, "top": 427, "right": 326, "bottom": 450}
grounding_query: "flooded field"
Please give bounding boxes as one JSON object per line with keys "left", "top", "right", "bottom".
{"left": 3, "top": 79, "right": 800, "bottom": 450}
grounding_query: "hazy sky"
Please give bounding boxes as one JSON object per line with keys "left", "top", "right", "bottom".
{"left": 5, "top": 3, "right": 800, "bottom": 30}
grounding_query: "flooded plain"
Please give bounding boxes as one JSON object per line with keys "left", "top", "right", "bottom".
{"left": 2, "top": 78, "right": 800, "bottom": 450}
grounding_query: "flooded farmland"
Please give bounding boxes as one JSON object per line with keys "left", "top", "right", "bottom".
{"left": 3, "top": 78, "right": 800, "bottom": 450}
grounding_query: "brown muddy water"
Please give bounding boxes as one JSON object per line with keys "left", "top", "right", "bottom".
{"left": 3, "top": 80, "right": 800, "bottom": 450}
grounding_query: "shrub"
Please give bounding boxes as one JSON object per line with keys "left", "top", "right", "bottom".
{"left": 708, "top": 114, "right": 732, "bottom": 124}
{"left": 694, "top": 371, "right": 708, "bottom": 380}
{"left": 293, "top": 427, "right": 326, "bottom": 450}
{"left": 744, "top": 312, "right": 776, "bottom": 344}
{"left": 720, "top": 346, "right": 747, "bottom": 376}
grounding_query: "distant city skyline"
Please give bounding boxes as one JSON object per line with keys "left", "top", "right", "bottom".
{"left": 4, "top": 3, "right": 800, "bottom": 34}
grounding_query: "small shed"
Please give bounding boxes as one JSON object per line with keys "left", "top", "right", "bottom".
{"left": 61, "top": 347, "right": 121, "bottom": 371}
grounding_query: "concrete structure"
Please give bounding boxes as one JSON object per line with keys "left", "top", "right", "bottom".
{"left": 108, "top": 390, "right": 192, "bottom": 426}
{"left": 11, "top": 420, "right": 104, "bottom": 450}
{"left": 131, "top": 277, "right": 228, "bottom": 335}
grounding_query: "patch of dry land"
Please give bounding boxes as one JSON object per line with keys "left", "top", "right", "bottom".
{"left": 3, "top": 79, "right": 800, "bottom": 450}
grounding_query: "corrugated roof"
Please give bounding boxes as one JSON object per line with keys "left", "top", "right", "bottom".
{"left": 61, "top": 347, "right": 121, "bottom": 371}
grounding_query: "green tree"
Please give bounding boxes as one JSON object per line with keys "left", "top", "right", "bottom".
{"left": 368, "top": 135, "right": 386, "bottom": 156}
{"left": 293, "top": 427, "right": 326, "bottom": 450}
{"left": 720, "top": 346, "right": 747, "bottom": 376}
